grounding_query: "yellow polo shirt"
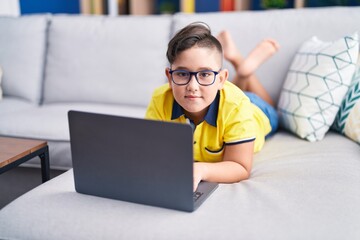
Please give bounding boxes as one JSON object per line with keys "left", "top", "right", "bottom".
{"left": 145, "top": 81, "right": 271, "bottom": 163}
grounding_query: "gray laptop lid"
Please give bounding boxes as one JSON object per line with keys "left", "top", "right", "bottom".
{"left": 68, "top": 110, "right": 217, "bottom": 212}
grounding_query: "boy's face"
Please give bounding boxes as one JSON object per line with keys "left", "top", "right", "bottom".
{"left": 166, "top": 46, "right": 228, "bottom": 123}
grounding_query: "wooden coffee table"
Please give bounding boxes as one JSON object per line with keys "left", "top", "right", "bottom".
{"left": 0, "top": 137, "right": 50, "bottom": 183}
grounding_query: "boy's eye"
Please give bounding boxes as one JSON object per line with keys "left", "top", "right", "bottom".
{"left": 175, "top": 71, "right": 189, "bottom": 78}
{"left": 199, "top": 72, "right": 209, "bottom": 77}
{"left": 199, "top": 71, "right": 212, "bottom": 78}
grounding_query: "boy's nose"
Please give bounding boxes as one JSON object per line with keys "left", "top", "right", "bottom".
{"left": 187, "top": 74, "right": 199, "bottom": 90}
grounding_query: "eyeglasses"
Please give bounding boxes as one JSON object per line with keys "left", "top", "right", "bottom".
{"left": 169, "top": 69, "right": 221, "bottom": 86}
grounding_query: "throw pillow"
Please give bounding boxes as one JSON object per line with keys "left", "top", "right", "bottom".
{"left": 0, "top": 65, "right": 3, "bottom": 100}
{"left": 332, "top": 64, "right": 360, "bottom": 144}
{"left": 277, "top": 33, "right": 359, "bottom": 142}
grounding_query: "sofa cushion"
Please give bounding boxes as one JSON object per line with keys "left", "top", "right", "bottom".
{"left": 332, "top": 66, "right": 360, "bottom": 143}
{"left": 0, "top": 15, "right": 48, "bottom": 104}
{"left": 0, "top": 97, "right": 35, "bottom": 115}
{"left": 277, "top": 33, "right": 359, "bottom": 142}
{"left": 1, "top": 131, "right": 360, "bottom": 239}
{"left": 172, "top": 7, "right": 360, "bottom": 103}
{"left": 0, "top": 103, "right": 146, "bottom": 141}
{"left": 43, "top": 15, "right": 171, "bottom": 107}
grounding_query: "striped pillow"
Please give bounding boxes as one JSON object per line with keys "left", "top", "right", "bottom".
{"left": 332, "top": 66, "right": 360, "bottom": 144}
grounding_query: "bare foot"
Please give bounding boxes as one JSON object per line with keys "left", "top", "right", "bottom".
{"left": 216, "top": 30, "right": 244, "bottom": 68}
{"left": 238, "top": 39, "right": 280, "bottom": 77}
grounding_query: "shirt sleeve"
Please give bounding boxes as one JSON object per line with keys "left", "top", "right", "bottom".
{"left": 145, "top": 95, "right": 159, "bottom": 120}
{"left": 145, "top": 85, "right": 172, "bottom": 121}
{"left": 145, "top": 92, "right": 163, "bottom": 120}
{"left": 223, "top": 98, "right": 257, "bottom": 145}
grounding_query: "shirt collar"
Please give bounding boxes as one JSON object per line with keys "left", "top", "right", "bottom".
{"left": 171, "top": 91, "right": 220, "bottom": 127}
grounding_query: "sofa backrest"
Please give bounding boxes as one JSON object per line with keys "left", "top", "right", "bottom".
{"left": 172, "top": 7, "right": 360, "bottom": 102}
{"left": 0, "top": 15, "right": 48, "bottom": 104}
{"left": 1, "top": 7, "right": 359, "bottom": 107}
{"left": 42, "top": 15, "right": 172, "bottom": 107}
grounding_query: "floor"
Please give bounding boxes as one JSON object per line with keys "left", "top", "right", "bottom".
{"left": 0, "top": 166, "right": 66, "bottom": 209}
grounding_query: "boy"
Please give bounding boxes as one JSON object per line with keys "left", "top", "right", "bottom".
{"left": 146, "top": 22, "right": 279, "bottom": 191}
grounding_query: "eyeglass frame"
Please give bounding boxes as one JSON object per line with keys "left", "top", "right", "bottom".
{"left": 169, "top": 68, "right": 221, "bottom": 86}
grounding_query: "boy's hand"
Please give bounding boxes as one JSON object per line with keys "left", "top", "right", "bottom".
{"left": 193, "top": 162, "right": 206, "bottom": 192}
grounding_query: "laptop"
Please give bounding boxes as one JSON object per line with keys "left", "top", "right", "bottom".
{"left": 68, "top": 110, "right": 218, "bottom": 212}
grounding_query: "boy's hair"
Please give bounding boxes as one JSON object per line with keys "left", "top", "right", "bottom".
{"left": 166, "top": 22, "right": 223, "bottom": 65}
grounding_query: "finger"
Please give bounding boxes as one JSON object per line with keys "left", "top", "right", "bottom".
{"left": 193, "top": 178, "right": 200, "bottom": 192}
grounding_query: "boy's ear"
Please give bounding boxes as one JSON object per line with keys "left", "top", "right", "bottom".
{"left": 165, "top": 67, "right": 172, "bottom": 88}
{"left": 218, "top": 69, "right": 228, "bottom": 89}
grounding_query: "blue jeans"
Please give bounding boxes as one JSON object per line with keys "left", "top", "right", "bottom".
{"left": 245, "top": 92, "right": 279, "bottom": 137}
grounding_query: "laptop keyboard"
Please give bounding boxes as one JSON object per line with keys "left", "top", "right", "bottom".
{"left": 193, "top": 191, "right": 204, "bottom": 202}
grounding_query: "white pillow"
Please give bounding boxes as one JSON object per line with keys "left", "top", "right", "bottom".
{"left": 277, "top": 33, "right": 359, "bottom": 142}
{"left": 0, "top": 65, "right": 3, "bottom": 100}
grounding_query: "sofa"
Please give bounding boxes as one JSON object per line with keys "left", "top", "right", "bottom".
{"left": 1, "top": 6, "right": 360, "bottom": 240}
